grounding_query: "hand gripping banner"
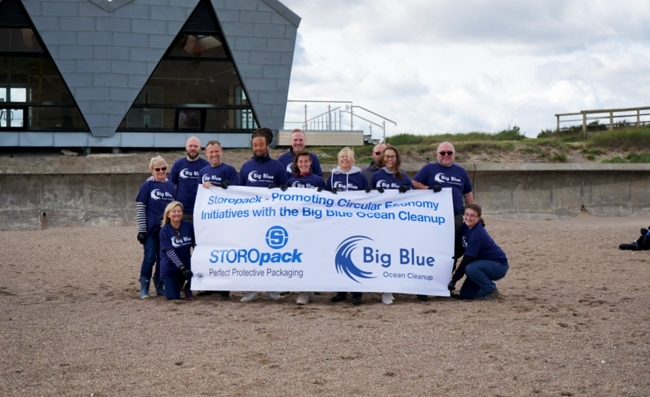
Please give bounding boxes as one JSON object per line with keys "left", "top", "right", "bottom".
{"left": 191, "top": 186, "right": 455, "bottom": 296}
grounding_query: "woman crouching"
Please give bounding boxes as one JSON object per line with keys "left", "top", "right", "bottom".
{"left": 160, "top": 201, "right": 195, "bottom": 300}
{"left": 448, "top": 203, "right": 508, "bottom": 300}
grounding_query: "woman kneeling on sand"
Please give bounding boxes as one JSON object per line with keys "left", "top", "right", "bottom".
{"left": 448, "top": 203, "right": 508, "bottom": 300}
{"left": 159, "top": 201, "right": 195, "bottom": 300}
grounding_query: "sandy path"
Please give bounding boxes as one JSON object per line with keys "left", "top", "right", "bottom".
{"left": 1, "top": 215, "right": 648, "bottom": 396}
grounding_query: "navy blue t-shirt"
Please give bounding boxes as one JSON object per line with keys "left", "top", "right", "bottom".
{"left": 170, "top": 157, "right": 210, "bottom": 214}
{"left": 413, "top": 163, "right": 472, "bottom": 215}
{"left": 159, "top": 221, "right": 195, "bottom": 278}
{"left": 277, "top": 150, "right": 323, "bottom": 178}
{"left": 326, "top": 169, "right": 368, "bottom": 191}
{"left": 199, "top": 163, "right": 239, "bottom": 187}
{"left": 135, "top": 180, "right": 176, "bottom": 236}
{"left": 239, "top": 154, "right": 288, "bottom": 187}
{"left": 370, "top": 168, "right": 414, "bottom": 190}
{"left": 287, "top": 173, "right": 326, "bottom": 189}
{"left": 459, "top": 222, "right": 508, "bottom": 265}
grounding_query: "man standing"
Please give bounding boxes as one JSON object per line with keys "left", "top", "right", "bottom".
{"left": 361, "top": 143, "right": 386, "bottom": 183}
{"left": 170, "top": 136, "right": 209, "bottom": 222}
{"left": 412, "top": 141, "right": 474, "bottom": 232}
{"left": 277, "top": 129, "right": 323, "bottom": 178}
{"left": 239, "top": 128, "right": 288, "bottom": 302}
{"left": 199, "top": 140, "right": 238, "bottom": 189}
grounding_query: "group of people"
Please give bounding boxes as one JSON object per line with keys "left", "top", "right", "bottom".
{"left": 136, "top": 128, "right": 509, "bottom": 304}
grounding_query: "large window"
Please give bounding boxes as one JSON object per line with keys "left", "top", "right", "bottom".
{"left": 118, "top": 0, "right": 258, "bottom": 133}
{"left": 0, "top": 22, "right": 89, "bottom": 132}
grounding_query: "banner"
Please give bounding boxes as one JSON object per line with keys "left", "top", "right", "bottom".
{"left": 191, "top": 186, "right": 455, "bottom": 296}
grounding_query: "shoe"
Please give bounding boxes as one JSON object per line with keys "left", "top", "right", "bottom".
{"left": 184, "top": 283, "right": 193, "bottom": 300}
{"left": 482, "top": 288, "right": 500, "bottom": 300}
{"left": 331, "top": 292, "right": 347, "bottom": 302}
{"left": 153, "top": 276, "right": 165, "bottom": 296}
{"left": 351, "top": 292, "right": 362, "bottom": 305}
{"left": 140, "top": 279, "right": 151, "bottom": 300}
{"left": 296, "top": 292, "right": 309, "bottom": 305}
{"left": 266, "top": 291, "right": 284, "bottom": 300}
{"left": 381, "top": 293, "right": 394, "bottom": 305}
{"left": 417, "top": 295, "right": 429, "bottom": 301}
{"left": 220, "top": 291, "right": 231, "bottom": 301}
{"left": 240, "top": 291, "right": 259, "bottom": 302}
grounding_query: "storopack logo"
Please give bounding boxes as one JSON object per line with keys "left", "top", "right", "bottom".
{"left": 265, "top": 226, "right": 288, "bottom": 249}
{"left": 209, "top": 226, "right": 301, "bottom": 266}
{"left": 334, "top": 236, "right": 376, "bottom": 283}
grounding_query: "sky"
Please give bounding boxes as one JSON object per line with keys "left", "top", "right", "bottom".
{"left": 280, "top": 0, "right": 650, "bottom": 138}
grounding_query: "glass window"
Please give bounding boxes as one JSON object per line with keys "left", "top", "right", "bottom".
{"left": 118, "top": 108, "right": 177, "bottom": 131}
{"left": 178, "top": 109, "right": 202, "bottom": 130}
{"left": 27, "top": 107, "right": 87, "bottom": 130}
{"left": 168, "top": 34, "right": 227, "bottom": 59}
{"left": 132, "top": 60, "right": 247, "bottom": 107}
{"left": 0, "top": 28, "right": 43, "bottom": 53}
{"left": 0, "top": 57, "right": 74, "bottom": 104}
{"left": 205, "top": 108, "right": 257, "bottom": 131}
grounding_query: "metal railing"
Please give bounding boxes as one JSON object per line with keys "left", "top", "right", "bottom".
{"left": 285, "top": 100, "right": 396, "bottom": 142}
{"left": 556, "top": 106, "right": 650, "bottom": 138}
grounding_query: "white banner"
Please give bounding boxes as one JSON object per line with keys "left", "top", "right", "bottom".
{"left": 191, "top": 186, "right": 455, "bottom": 296}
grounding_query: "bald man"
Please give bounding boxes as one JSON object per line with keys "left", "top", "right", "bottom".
{"left": 170, "top": 136, "right": 210, "bottom": 222}
{"left": 361, "top": 143, "right": 387, "bottom": 183}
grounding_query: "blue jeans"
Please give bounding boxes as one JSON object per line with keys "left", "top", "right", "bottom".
{"left": 139, "top": 234, "right": 160, "bottom": 281}
{"left": 163, "top": 272, "right": 186, "bottom": 300}
{"left": 459, "top": 260, "right": 508, "bottom": 299}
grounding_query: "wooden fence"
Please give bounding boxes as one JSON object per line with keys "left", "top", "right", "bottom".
{"left": 555, "top": 106, "right": 650, "bottom": 138}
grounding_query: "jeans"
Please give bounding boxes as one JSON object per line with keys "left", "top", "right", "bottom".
{"left": 139, "top": 234, "right": 160, "bottom": 281}
{"left": 459, "top": 260, "right": 508, "bottom": 299}
{"left": 163, "top": 272, "right": 188, "bottom": 300}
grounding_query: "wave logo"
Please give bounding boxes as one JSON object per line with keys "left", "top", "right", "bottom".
{"left": 150, "top": 189, "right": 173, "bottom": 201}
{"left": 265, "top": 226, "right": 288, "bottom": 249}
{"left": 334, "top": 236, "right": 376, "bottom": 283}
{"left": 180, "top": 168, "right": 196, "bottom": 179}
{"left": 434, "top": 172, "right": 449, "bottom": 184}
{"left": 247, "top": 171, "right": 261, "bottom": 184}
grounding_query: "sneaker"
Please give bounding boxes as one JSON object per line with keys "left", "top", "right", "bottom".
{"left": 381, "top": 293, "right": 394, "bottom": 305}
{"left": 220, "top": 291, "right": 231, "bottom": 301}
{"left": 331, "top": 292, "right": 347, "bottom": 302}
{"left": 482, "top": 288, "right": 500, "bottom": 300}
{"left": 266, "top": 291, "right": 284, "bottom": 300}
{"left": 417, "top": 295, "right": 429, "bottom": 302}
{"left": 296, "top": 292, "right": 309, "bottom": 305}
{"left": 240, "top": 291, "right": 259, "bottom": 302}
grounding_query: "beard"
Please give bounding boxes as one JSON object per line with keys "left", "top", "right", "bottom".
{"left": 187, "top": 150, "right": 199, "bottom": 160}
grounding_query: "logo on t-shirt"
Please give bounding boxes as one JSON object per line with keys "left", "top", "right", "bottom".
{"left": 202, "top": 174, "right": 222, "bottom": 183}
{"left": 334, "top": 181, "right": 358, "bottom": 191}
{"left": 247, "top": 171, "right": 275, "bottom": 184}
{"left": 171, "top": 235, "right": 193, "bottom": 248}
{"left": 150, "top": 189, "right": 174, "bottom": 201}
{"left": 434, "top": 173, "right": 462, "bottom": 186}
{"left": 180, "top": 168, "right": 199, "bottom": 179}
{"left": 375, "top": 180, "right": 400, "bottom": 189}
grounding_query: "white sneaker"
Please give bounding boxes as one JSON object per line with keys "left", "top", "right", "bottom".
{"left": 296, "top": 292, "right": 309, "bottom": 305}
{"left": 266, "top": 291, "right": 284, "bottom": 300}
{"left": 381, "top": 293, "right": 394, "bottom": 305}
{"left": 240, "top": 291, "right": 259, "bottom": 302}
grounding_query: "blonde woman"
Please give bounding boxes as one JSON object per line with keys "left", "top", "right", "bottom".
{"left": 135, "top": 156, "right": 176, "bottom": 299}
{"left": 159, "top": 201, "right": 195, "bottom": 300}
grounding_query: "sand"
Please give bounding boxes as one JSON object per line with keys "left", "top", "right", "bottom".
{"left": 1, "top": 214, "right": 649, "bottom": 396}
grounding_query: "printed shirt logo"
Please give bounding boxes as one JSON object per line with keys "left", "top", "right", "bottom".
{"left": 333, "top": 181, "right": 358, "bottom": 191}
{"left": 180, "top": 168, "right": 199, "bottom": 179}
{"left": 150, "top": 189, "right": 174, "bottom": 201}
{"left": 375, "top": 180, "right": 401, "bottom": 189}
{"left": 334, "top": 236, "right": 376, "bottom": 283}
{"left": 286, "top": 163, "right": 293, "bottom": 173}
{"left": 291, "top": 181, "right": 317, "bottom": 188}
{"left": 434, "top": 172, "right": 462, "bottom": 186}
{"left": 247, "top": 171, "right": 274, "bottom": 184}
{"left": 202, "top": 174, "right": 222, "bottom": 183}
{"left": 171, "top": 235, "right": 192, "bottom": 248}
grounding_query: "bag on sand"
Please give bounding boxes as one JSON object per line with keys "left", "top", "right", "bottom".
{"left": 619, "top": 227, "right": 650, "bottom": 251}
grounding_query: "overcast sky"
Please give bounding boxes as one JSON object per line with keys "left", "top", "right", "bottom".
{"left": 279, "top": 0, "right": 650, "bottom": 138}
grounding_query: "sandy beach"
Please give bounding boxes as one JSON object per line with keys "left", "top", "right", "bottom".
{"left": 1, "top": 214, "right": 648, "bottom": 396}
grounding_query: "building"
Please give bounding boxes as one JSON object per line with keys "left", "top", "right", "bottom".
{"left": 0, "top": 0, "right": 300, "bottom": 148}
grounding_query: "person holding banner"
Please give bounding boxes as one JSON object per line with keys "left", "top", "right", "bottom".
{"left": 240, "top": 128, "right": 288, "bottom": 302}
{"left": 200, "top": 140, "right": 239, "bottom": 190}
{"left": 448, "top": 203, "right": 508, "bottom": 300}
{"left": 329, "top": 148, "right": 370, "bottom": 305}
{"left": 287, "top": 151, "right": 326, "bottom": 304}
{"left": 136, "top": 156, "right": 176, "bottom": 299}
{"left": 326, "top": 147, "right": 368, "bottom": 192}
{"left": 370, "top": 145, "right": 413, "bottom": 305}
{"left": 278, "top": 129, "right": 323, "bottom": 179}
{"left": 169, "top": 137, "right": 209, "bottom": 223}
{"left": 159, "top": 201, "right": 195, "bottom": 300}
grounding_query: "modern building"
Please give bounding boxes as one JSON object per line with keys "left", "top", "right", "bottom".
{"left": 0, "top": 0, "right": 300, "bottom": 148}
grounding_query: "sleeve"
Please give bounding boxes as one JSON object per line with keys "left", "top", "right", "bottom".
{"left": 461, "top": 167, "right": 472, "bottom": 194}
{"left": 403, "top": 172, "right": 414, "bottom": 188}
{"left": 227, "top": 167, "right": 239, "bottom": 186}
{"left": 358, "top": 174, "right": 368, "bottom": 190}
{"left": 239, "top": 167, "right": 247, "bottom": 186}
{"left": 464, "top": 228, "right": 486, "bottom": 258}
{"left": 317, "top": 176, "right": 326, "bottom": 189}
{"left": 164, "top": 249, "right": 186, "bottom": 269}
{"left": 136, "top": 202, "right": 147, "bottom": 233}
{"left": 370, "top": 172, "right": 378, "bottom": 188}
{"left": 311, "top": 154, "right": 323, "bottom": 176}
{"left": 413, "top": 166, "right": 429, "bottom": 185}
{"left": 276, "top": 165, "right": 289, "bottom": 186}
{"left": 170, "top": 162, "right": 179, "bottom": 186}
{"left": 326, "top": 174, "right": 333, "bottom": 191}
{"left": 451, "top": 255, "right": 476, "bottom": 282}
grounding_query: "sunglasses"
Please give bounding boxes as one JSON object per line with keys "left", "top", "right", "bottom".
{"left": 438, "top": 151, "right": 454, "bottom": 156}
{"left": 374, "top": 151, "right": 382, "bottom": 155}
{"left": 154, "top": 167, "right": 167, "bottom": 172}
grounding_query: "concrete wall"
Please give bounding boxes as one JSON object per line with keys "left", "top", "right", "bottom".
{"left": 1, "top": 163, "right": 649, "bottom": 231}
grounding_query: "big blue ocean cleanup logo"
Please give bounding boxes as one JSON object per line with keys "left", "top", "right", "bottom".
{"left": 335, "top": 235, "right": 437, "bottom": 283}
{"left": 209, "top": 226, "right": 302, "bottom": 266}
